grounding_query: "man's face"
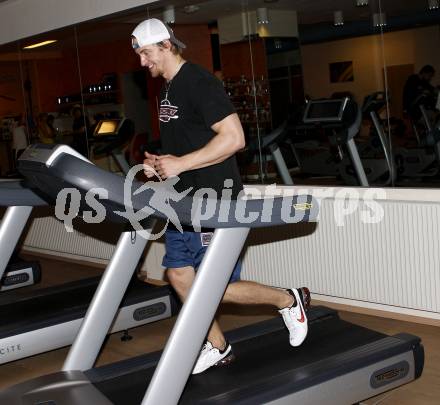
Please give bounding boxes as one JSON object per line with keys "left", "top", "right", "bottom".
{"left": 136, "top": 44, "right": 165, "bottom": 78}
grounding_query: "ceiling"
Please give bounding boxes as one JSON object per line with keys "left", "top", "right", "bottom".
{"left": 0, "top": 0, "right": 435, "bottom": 56}
{"left": 113, "top": 0, "right": 429, "bottom": 25}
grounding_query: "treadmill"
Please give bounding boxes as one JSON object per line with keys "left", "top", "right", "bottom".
{"left": 0, "top": 144, "right": 423, "bottom": 404}
{"left": 0, "top": 180, "right": 42, "bottom": 291}
{"left": 299, "top": 97, "right": 369, "bottom": 186}
{"left": 274, "top": 98, "right": 371, "bottom": 186}
{"left": 0, "top": 124, "right": 178, "bottom": 364}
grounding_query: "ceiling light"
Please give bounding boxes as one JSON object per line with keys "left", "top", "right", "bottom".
{"left": 183, "top": 5, "right": 200, "bottom": 13}
{"left": 334, "top": 11, "right": 344, "bottom": 26}
{"left": 257, "top": 8, "right": 269, "bottom": 25}
{"left": 373, "top": 12, "right": 387, "bottom": 27}
{"left": 428, "top": 0, "right": 440, "bottom": 10}
{"left": 356, "top": 0, "right": 369, "bottom": 6}
{"left": 23, "top": 40, "right": 57, "bottom": 49}
{"left": 163, "top": 5, "right": 175, "bottom": 24}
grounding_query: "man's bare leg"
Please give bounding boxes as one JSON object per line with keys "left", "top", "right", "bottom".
{"left": 166, "top": 266, "right": 226, "bottom": 349}
{"left": 223, "top": 280, "right": 295, "bottom": 308}
{"left": 166, "top": 266, "right": 195, "bottom": 302}
{"left": 166, "top": 269, "right": 296, "bottom": 350}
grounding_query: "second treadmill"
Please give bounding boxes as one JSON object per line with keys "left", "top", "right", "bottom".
{"left": 0, "top": 122, "right": 178, "bottom": 364}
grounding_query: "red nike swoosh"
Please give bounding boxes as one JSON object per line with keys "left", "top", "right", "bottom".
{"left": 297, "top": 306, "right": 305, "bottom": 323}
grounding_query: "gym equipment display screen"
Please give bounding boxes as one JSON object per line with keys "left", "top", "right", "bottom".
{"left": 303, "top": 98, "right": 348, "bottom": 123}
{"left": 94, "top": 119, "right": 122, "bottom": 136}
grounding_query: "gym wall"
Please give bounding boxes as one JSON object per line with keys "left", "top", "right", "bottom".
{"left": 21, "top": 186, "right": 440, "bottom": 324}
{"left": 301, "top": 25, "right": 440, "bottom": 103}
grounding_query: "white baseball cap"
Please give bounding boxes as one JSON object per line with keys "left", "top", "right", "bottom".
{"left": 131, "top": 18, "right": 186, "bottom": 50}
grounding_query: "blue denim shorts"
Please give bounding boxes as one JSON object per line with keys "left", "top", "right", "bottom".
{"left": 162, "top": 227, "right": 241, "bottom": 283}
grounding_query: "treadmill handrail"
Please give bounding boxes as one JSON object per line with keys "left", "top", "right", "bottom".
{"left": 18, "top": 145, "right": 319, "bottom": 229}
{"left": 369, "top": 110, "right": 396, "bottom": 185}
{"left": 262, "top": 121, "right": 287, "bottom": 148}
{"left": 362, "top": 91, "right": 386, "bottom": 115}
{"left": 347, "top": 103, "right": 362, "bottom": 141}
{"left": 0, "top": 180, "right": 48, "bottom": 206}
{"left": 247, "top": 121, "right": 288, "bottom": 151}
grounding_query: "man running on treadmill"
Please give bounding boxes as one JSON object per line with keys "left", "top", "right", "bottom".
{"left": 132, "top": 18, "right": 311, "bottom": 375}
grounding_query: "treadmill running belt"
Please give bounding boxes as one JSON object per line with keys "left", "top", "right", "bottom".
{"left": 93, "top": 312, "right": 389, "bottom": 405}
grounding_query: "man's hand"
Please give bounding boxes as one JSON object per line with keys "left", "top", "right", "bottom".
{"left": 154, "top": 154, "right": 186, "bottom": 179}
{"left": 143, "top": 150, "right": 159, "bottom": 178}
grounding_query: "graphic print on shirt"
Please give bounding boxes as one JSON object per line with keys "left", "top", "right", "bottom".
{"left": 159, "top": 98, "right": 179, "bottom": 123}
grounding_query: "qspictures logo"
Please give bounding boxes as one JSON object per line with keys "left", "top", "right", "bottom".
{"left": 55, "top": 164, "right": 189, "bottom": 240}
{"left": 54, "top": 165, "right": 386, "bottom": 237}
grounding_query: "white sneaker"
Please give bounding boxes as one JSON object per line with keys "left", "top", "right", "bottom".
{"left": 192, "top": 341, "right": 235, "bottom": 375}
{"left": 278, "top": 287, "right": 310, "bottom": 347}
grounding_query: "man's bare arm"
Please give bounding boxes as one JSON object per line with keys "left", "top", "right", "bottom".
{"left": 154, "top": 113, "right": 245, "bottom": 178}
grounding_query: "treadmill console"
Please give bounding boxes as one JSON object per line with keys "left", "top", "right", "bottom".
{"left": 303, "top": 98, "right": 348, "bottom": 123}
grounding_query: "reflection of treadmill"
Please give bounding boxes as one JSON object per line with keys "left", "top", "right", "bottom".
{"left": 0, "top": 145, "right": 177, "bottom": 365}
{"left": 340, "top": 92, "right": 396, "bottom": 186}
{"left": 288, "top": 98, "right": 370, "bottom": 186}
{"left": 1, "top": 143, "right": 424, "bottom": 404}
{"left": 245, "top": 122, "right": 294, "bottom": 185}
{"left": 91, "top": 118, "right": 134, "bottom": 174}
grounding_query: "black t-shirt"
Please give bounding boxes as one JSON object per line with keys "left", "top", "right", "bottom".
{"left": 159, "top": 62, "right": 243, "bottom": 198}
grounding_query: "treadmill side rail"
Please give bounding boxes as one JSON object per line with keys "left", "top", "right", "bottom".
{"left": 266, "top": 350, "right": 419, "bottom": 405}
{"left": 0, "top": 294, "right": 172, "bottom": 364}
{"left": 0, "top": 372, "right": 112, "bottom": 405}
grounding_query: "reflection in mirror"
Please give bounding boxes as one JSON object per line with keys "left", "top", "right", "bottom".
{"left": 0, "top": 41, "right": 27, "bottom": 176}
{"left": 219, "top": 9, "right": 270, "bottom": 183}
{"left": 24, "top": 27, "right": 85, "bottom": 155}
{"left": 288, "top": 0, "right": 395, "bottom": 187}
{"left": 379, "top": 0, "right": 440, "bottom": 188}
{"left": 218, "top": 2, "right": 299, "bottom": 184}
{"left": 0, "top": 26, "right": 86, "bottom": 171}
{"left": 220, "top": 0, "right": 396, "bottom": 187}
{"left": 278, "top": 0, "right": 440, "bottom": 188}
{"left": 74, "top": 20, "right": 142, "bottom": 172}
{"left": 13, "top": 0, "right": 437, "bottom": 188}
